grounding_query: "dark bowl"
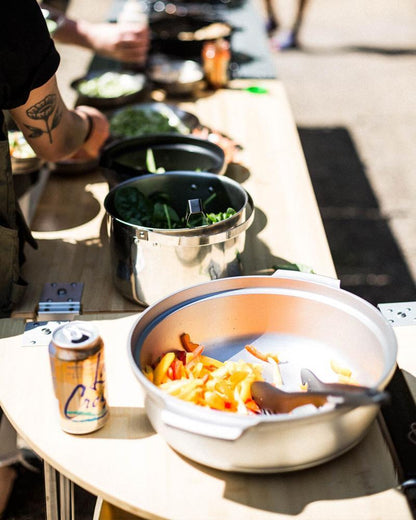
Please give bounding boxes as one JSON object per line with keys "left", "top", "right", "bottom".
{"left": 100, "top": 134, "right": 226, "bottom": 188}
{"left": 71, "top": 71, "right": 147, "bottom": 109}
{"left": 147, "top": 57, "right": 206, "bottom": 96}
{"left": 109, "top": 102, "right": 200, "bottom": 139}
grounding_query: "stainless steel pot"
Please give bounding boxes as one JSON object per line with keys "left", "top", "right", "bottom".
{"left": 128, "top": 271, "right": 397, "bottom": 473}
{"left": 104, "top": 172, "right": 254, "bottom": 306}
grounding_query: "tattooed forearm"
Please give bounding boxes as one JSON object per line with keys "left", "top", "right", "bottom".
{"left": 25, "top": 94, "right": 62, "bottom": 144}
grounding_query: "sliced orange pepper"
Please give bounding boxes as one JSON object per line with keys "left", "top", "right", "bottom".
{"left": 171, "top": 358, "right": 184, "bottom": 380}
{"left": 143, "top": 365, "right": 154, "bottom": 383}
{"left": 185, "top": 344, "right": 204, "bottom": 367}
{"left": 245, "top": 344, "right": 269, "bottom": 362}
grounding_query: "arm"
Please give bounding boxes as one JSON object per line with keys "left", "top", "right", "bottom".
{"left": 9, "top": 75, "right": 109, "bottom": 162}
{"left": 44, "top": 5, "right": 150, "bottom": 65}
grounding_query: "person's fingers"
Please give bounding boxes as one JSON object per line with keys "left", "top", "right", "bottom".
{"left": 116, "top": 39, "right": 150, "bottom": 50}
{"left": 112, "top": 46, "right": 149, "bottom": 62}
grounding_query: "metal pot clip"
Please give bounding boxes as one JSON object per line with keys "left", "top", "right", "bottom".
{"left": 185, "top": 198, "right": 206, "bottom": 227}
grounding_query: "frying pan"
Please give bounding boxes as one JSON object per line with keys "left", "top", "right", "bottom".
{"left": 100, "top": 134, "right": 226, "bottom": 187}
{"left": 128, "top": 271, "right": 397, "bottom": 472}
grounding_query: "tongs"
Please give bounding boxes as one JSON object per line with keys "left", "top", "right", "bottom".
{"left": 251, "top": 373, "right": 389, "bottom": 415}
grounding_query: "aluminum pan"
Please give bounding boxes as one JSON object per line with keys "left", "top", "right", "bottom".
{"left": 127, "top": 272, "right": 397, "bottom": 472}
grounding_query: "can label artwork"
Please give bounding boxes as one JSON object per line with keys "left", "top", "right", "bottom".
{"left": 49, "top": 321, "right": 109, "bottom": 434}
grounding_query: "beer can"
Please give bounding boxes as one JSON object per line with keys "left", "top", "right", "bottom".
{"left": 49, "top": 321, "right": 109, "bottom": 434}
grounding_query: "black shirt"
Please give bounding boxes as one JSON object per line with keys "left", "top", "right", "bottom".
{"left": 0, "top": 0, "right": 60, "bottom": 139}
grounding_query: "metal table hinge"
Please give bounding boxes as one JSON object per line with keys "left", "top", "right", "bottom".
{"left": 37, "top": 282, "right": 84, "bottom": 321}
{"left": 378, "top": 301, "right": 416, "bottom": 327}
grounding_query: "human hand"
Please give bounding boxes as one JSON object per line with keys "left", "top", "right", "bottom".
{"left": 72, "top": 105, "right": 110, "bottom": 159}
{"left": 83, "top": 21, "right": 150, "bottom": 65}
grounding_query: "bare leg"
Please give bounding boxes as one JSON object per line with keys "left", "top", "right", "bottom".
{"left": 292, "top": 0, "right": 309, "bottom": 45}
{"left": 272, "top": 0, "right": 310, "bottom": 50}
{"left": 264, "top": 0, "right": 279, "bottom": 34}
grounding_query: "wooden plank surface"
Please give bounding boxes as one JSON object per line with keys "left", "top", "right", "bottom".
{"left": 12, "top": 79, "right": 335, "bottom": 319}
{"left": 0, "top": 316, "right": 412, "bottom": 520}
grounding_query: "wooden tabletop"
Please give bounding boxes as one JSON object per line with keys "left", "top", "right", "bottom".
{"left": 0, "top": 316, "right": 414, "bottom": 520}
{"left": 12, "top": 79, "right": 335, "bottom": 319}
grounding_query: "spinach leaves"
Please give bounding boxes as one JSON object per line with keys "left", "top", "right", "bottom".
{"left": 114, "top": 186, "right": 236, "bottom": 229}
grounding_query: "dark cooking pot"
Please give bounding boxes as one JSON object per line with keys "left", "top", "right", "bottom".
{"left": 100, "top": 134, "right": 226, "bottom": 188}
{"left": 128, "top": 271, "right": 397, "bottom": 472}
{"left": 150, "top": 14, "right": 233, "bottom": 57}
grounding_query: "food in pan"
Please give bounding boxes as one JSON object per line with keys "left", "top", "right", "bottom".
{"left": 8, "top": 131, "right": 36, "bottom": 159}
{"left": 76, "top": 72, "right": 145, "bottom": 99}
{"left": 149, "top": 58, "right": 204, "bottom": 85}
{"left": 110, "top": 107, "right": 189, "bottom": 137}
{"left": 144, "top": 334, "right": 358, "bottom": 415}
{"left": 114, "top": 185, "right": 236, "bottom": 229}
{"left": 178, "top": 22, "right": 231, "bottom": 41}
{"left": 46, "top": 18, "right": 58, "bottom": 33}
{"left": 144, "top": 336, "right": 267, "bottom": 414}
{"left": 42, "top": 8, "right": 62, "bottom": 35}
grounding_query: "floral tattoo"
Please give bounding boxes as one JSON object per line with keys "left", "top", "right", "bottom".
{"left": 25, "top": 94, "right": 62, "bottom": 143}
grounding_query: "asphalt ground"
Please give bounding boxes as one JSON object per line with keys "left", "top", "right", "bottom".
{"left": 271, "top": 0, "right": 416, "bottom": 305}
{"left": 3, "top": 0, "right": 416, "bottom": 518}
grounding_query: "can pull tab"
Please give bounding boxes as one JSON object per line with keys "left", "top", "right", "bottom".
{"left": 185, "top": 198, "right": 206, "bottom": 227}
{"left": 62, "top": 323, "right": 90, "bottom": 344}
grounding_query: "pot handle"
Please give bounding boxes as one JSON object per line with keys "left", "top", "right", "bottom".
{"left": 160, "top": 409, "right": 256, "bottom": 440}
{"left": 272, "top": 269, "right": 340, "bottom": 289}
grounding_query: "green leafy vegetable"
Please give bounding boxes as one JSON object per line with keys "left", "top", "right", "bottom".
{"left": 146, "top": 148, "right": 165, "bottom": 174}
{"left": 110, "top": 107, "right": 188, "bottom": 138}
{"left": 77, "top": 72, "right": 143, "bottom": 98}
{"left": 114, "top": 186, "right": 236, "bottom": 230}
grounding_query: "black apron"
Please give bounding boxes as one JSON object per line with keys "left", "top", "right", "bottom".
{"left": 0, "top": 120, "right": 37, "bottom": 317}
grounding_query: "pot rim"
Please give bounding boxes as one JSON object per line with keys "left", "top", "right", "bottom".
{"left": 100, "top": 133, "right": 227, "bottom": 177}
{"left": 104, "top": 171, "right": 255, "bottom": 244}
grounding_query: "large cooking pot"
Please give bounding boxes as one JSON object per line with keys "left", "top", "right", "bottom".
{"left": 104, "top": 171, "right": 254, "bottom": 306}
{"left": 150, "top": 14, "right": 233, "bottom": 58}
{"left": 128, "top": 271, "right": 397, "bottom": 472}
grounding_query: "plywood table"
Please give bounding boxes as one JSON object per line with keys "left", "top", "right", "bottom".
{"left": 0, "top": 316, "right": 414, "bottom": 520}
{"left": 7, "top": 78, "right": 407, "bottom": 520}
{"left": 12, "top": 79, "right": 336, "bottom": 319}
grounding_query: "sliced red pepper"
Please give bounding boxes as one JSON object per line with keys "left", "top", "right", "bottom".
{"left": 245, "top": 398, "right": 261, "bottom": 414}
{"left": 180, "top": 333, "right": 200, "bottom": 352}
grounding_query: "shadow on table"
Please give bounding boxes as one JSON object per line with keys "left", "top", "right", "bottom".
{"left": 298, "top": 126, "right": 416, "bottom": 306}
{"left": 239, "top": 204, "right": 308, "bottom": 276}
{"left": 174, "top": 420, "right": 398, "bottom": 515}
{"left": 82, "top": 406, "right": 155, "bottom": 440}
